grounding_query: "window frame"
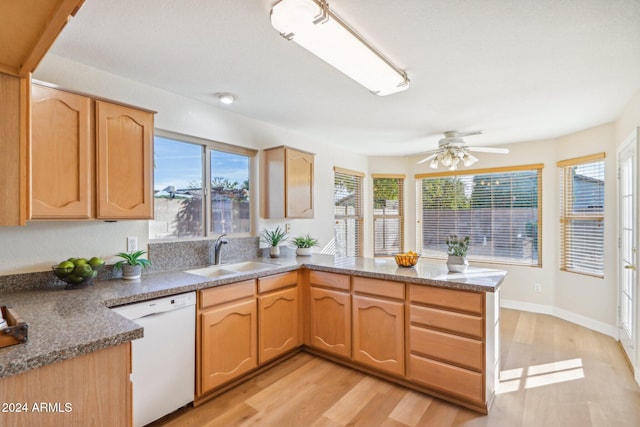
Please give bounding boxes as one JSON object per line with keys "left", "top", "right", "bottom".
{"left": 415, "top": 163, "right": 543, "bottom": 267}
{"left": 150, "top": 129, "right": 257, "bottom": 241}
{"left": 558, "top": 152, "right": 606, "bottom": 278}
{"left": 334, "top": 167, "right": 365, "bottom": 257}
{"left": 372, "top": 174, "right": 405, "bottom": 256}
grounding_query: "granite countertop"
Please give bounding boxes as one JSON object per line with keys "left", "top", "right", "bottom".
{"left": 0, "top": 254, "right": 506, "bottom": 378}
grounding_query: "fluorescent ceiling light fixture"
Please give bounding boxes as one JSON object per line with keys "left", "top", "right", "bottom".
{"left": 270, "top": 0, "right": 409, "bottom": 96}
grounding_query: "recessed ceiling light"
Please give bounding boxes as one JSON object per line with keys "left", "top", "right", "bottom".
{"left": 215, "top": 92, "right": 235, "bottom": 105}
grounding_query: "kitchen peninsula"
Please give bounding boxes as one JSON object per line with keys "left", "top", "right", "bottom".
{"left": 0, "top": 254, "right": 505, "bottom": 425}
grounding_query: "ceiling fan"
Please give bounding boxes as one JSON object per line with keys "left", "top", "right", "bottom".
{"left": 416, "top": 131, "right": 510, "bottom": 170}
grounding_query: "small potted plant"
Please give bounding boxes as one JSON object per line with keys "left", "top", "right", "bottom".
{"left": 445, "top": 234, "right": 470, "bottom": 273}
{"left": 114, "top": 250, "right": 152, "bottom": 280}
{"left": 261, "top": 226, "right": 288, "bottom": 258}
{"left": 291, "top": 234, "right": 319, "bottom": 256}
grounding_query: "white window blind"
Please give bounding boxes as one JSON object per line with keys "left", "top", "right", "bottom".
{"left": 558, "top": 153, "right": 605, "bottom": 277}
{"left": 373, "top": 175, "right": 404, "bottom": 256}
{"left": 334, "top": 167, "right": 364, "bottom": 257}
{"left": 417, "top": 165, "right": 542, "bottom": 266}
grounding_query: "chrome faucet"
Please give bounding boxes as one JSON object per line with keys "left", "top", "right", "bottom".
{"left": 211, "top": 234, "right": 229, "bottom": 265}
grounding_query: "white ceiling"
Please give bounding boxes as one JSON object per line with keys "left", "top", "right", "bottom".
{"left": 47, "top": 0, "right": 640, "bottom": 156}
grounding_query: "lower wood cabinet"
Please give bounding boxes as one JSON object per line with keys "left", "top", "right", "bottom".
{"left": 352, "top": 294, "right": 405, "bottom": 376}
{"left": 308, "top": 286, "right": 351, "bottom": 358}
{"left": 0, "top": 343, "right": 131, "bottom": 427}
{"left": 258, "top": 272, "right": 300, "bottom": 364}
{"left": 198, "top": 281, "right": 258, "bottom": 396}
{"left": 408, "top": 284, "right": 486, "bottom": 407}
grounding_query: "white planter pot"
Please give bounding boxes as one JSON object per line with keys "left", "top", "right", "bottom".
{"left": 296, "top": 247, "right": 312, "bottom": 256}
{"left": 122, "top": 264, "right": 142, "bottom": 280}
{"left": 446, "top": 255, "right": 469, "bottom": 273}
{"left": 269, "top": 246, "right": 280, "bottom": 258}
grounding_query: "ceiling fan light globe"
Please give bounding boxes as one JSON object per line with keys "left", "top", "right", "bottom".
{"left": 429, "top": 158, "right": 439, "bottom": 169}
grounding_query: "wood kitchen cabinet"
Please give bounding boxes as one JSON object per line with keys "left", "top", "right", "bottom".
{"left": 0, "top": 343, "right": 131, "bottom": 427}
{"left": 31, "top": 84, "right": 91, "bottom": 218}
{"left": 307, "top": 271, "right": 351, "bottom": 358}
{"left": 408, "top": 284, "right": 486, "bottom": 406}
{"left": 258, "top": 271, "right": 300, "bottom": 364}
{"left": 30, "top": 84, "right": 155, "bottom": 220}
{"left": 0, "top": 73, "right": 29, "bottom": 226}
{"left": 262, "top": 145, "right": 314, "bottom": 219}
{"left": 197, "top": 280, "right": 258, "bottom": 396}
{"left": 352, "top": 277, "right": 405, "bottom": 376}
{"left": 95, "top": 100, "right": 154, "bottom": 218}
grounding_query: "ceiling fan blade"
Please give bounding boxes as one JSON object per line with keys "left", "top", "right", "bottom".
{"left": 456, "top": 130, "right": 483, "bottom": 138}
{"left": 468, "top": 146, "right": 510, "bottom": 154}
{"left": 416, "top": 153, "right": 438, "bottom": 164}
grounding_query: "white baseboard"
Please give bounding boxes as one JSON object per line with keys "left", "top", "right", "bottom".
{"left": 500, "top": 299, "right": 618, "bottom": 338}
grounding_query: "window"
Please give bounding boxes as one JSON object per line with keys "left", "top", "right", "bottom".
{"left": 373, "top": 175, "right": 404, "bottom": 256}
{"left": 417, "top": 164, "right": 542, "bottom": 266}
{"left": 558, "top": 153, "right": 605, "bottom": 277}
{"left": 149, "top": 131, "right": 256, "bottom": 240}
{"left": 334, "top": 167, "right": 364, "bottom": 256}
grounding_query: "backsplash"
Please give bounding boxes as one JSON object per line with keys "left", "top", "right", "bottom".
{"left": 147, "top": 237, "right": 262, "bottom": 272}
{"left": 0, "top": 237, "right": 262, "bottom": 292}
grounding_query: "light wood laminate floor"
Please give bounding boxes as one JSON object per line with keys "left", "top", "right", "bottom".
{"left": 150, "top": 309, "right": 640, "bottom": 426}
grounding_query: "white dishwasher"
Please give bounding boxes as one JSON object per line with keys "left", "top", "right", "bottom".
{"left": 113, "top": 291, "right": 196, "bottom": 427}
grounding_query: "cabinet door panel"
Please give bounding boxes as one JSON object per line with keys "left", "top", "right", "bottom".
{"left": 259, "top": 287, "right": 299, "bottom": 363}
{"left": 352, "top": 295, "right": 404, "bottom": 376}
{"left": 96, "top": 101, "right": 153, "bottom": 219}
{"left": 308, "top": 287, "right": 351, "bottom": 358}
{"left": 285, "top": 148, "right": 313, "bottom": 218}
{"left": 200, "top": 299, "right": 257, "bottom": 393}
{"left": 31, "top": 85, "right": 91, "bottom": 218}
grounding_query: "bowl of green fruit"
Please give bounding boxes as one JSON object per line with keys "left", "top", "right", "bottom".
{"left": 53, "top": 257, "right": 105, "bottom": 289}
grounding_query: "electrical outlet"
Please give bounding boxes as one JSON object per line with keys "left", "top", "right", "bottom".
{"left": 534, "top": 283, "right": 541, "bottom": 293}
{"left": 127, "top": 236, "right": 138, "bottom": 252}
{"left": 285, "top": 223, "right": 291, "bottom": 234}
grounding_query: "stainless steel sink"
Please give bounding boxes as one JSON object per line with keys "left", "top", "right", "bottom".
{"left": 185, "top": 261, "right": 278, "bottom": 278}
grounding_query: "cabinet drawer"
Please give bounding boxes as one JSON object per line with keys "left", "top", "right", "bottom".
{"left": 200, "top": 280, "right": 256, "bottom": 309}
{"left": 410, "top": 354, "right": 484, "bottom": 405}
{"left": 411, "top": 305, "right": 484, "bottom": 339}
{"left": 409, "top": 285, "right": 483, "bottom": 315}
{"left": 410, "top": 326, "right": 483, "bottom": 372}
{"left": 258, "top": 271, "right": 297, "bottom": 294}
{"left": 308, "top": 270, "right": 350, "bottom": 291}
{"left": 353, "top": 276, "right": 404, "bottom": 300}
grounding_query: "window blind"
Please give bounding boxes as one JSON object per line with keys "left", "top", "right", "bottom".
{"left": 416, "top": 165, "right": 542, "bottom": 266}
{"left": 334, "top": 167, "right": 364, "bottom": 257}
{"left": 558, "top": 153, "right": 605, "bottom": 277}
{"left": 373, "top": 175, "right": 404, "bottom": 256}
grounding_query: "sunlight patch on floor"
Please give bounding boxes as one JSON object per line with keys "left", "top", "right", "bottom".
{"left": 497, "top": 358, "right": 584, "bottom": 394}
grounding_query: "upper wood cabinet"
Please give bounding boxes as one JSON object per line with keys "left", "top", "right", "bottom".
{"left": 0, "top": 0, "right": 85, "bottom": 77}
{"left": 29, "top": 84, "right": 155, "bottom": 220}
{"left": 262, "top": 146, "right": 314, "bottom": 219}
{"left": 96, "top": 101, "right": 154, "bottom": 219}
{"left": 0, "top": 73, "right": 29, "bottom": 226}
{"left": 31, "top": 84, "right": 91, "bottom": 218}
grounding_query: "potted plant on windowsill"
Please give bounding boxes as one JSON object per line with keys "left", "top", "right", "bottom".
{"left": 114, "top": 250, "right": 152, "bottom": 280}
{"left": 291, "top": 234, "right": 319, "bottom": 256}
{"left": 261, "top": 226, "right": 288, "bottom": 258}
{"left": 445, "top": 234, "right": 470, "bottom": 273}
